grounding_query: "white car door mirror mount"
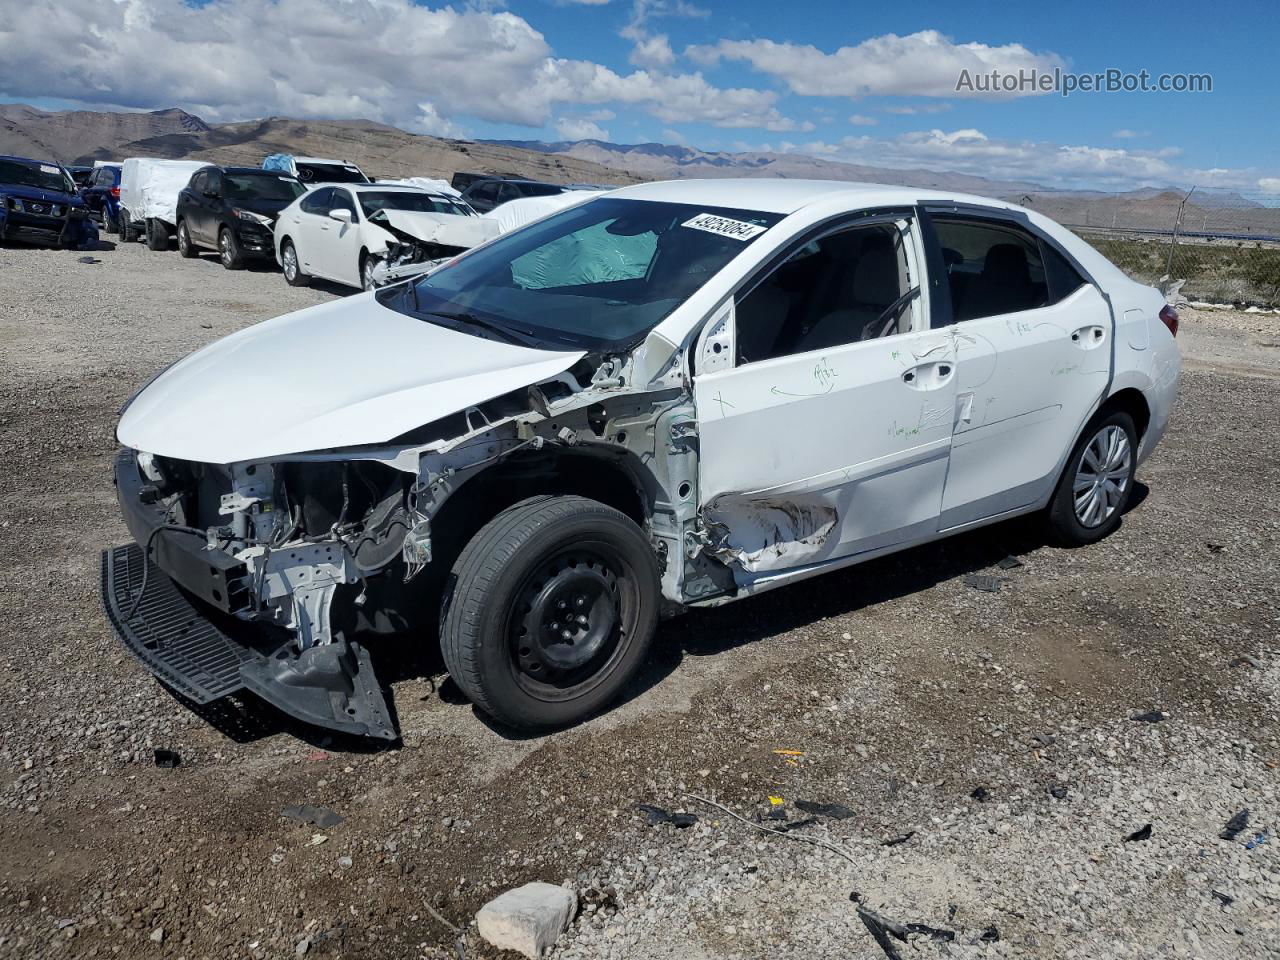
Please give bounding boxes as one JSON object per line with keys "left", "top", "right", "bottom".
{"left": 329, "top": 208, "right": 353, "bottom": 224}
{"left": 695, "top": 300, "right": 735, "bottom": 375}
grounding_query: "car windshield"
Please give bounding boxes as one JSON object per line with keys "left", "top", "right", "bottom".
{"left": 402, "top": 197, "right": 782, "bottom": 349}
{"left": 296, "top": 162, "right": 367, "bottom": 184}
{"left": 224, "top": 173, "right": 305, "bottom": 202}
{"left": 0, "top": 158, "right": 72, "bottom": 193}
{"left": 359, "top": 191, "right": 472, "bottom": 217}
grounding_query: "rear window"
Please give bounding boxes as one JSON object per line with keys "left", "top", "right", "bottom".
{"left": 224, "top": 173, "right": 305, "bottom": 202}
{"left": 295, "top": 162, "right": 367, "bottom": 184}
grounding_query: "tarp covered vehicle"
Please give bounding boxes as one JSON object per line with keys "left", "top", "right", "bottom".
{"left": 0, "top": 155, "right": 98, "bottom": 250}
{"left": 102, "top": 180, "right": 1181, "bottom": 740}
{"left": 118, "top": 158, "right": 210, "bottom": 250}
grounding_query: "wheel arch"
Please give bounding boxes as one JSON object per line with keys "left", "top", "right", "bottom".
{"left": 1101, "top": 386, "right": 1151, "bottom": 440}
{"left": 427, "top": 450, "right": 651, "bottom": 578}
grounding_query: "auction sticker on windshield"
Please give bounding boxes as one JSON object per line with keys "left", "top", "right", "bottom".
{"left": 681, "top": 212, "right": 767, "bottom": 241}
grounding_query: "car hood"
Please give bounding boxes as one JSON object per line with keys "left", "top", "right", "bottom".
{"left": 117, "top": 294, "right": 585, "bottom": 465}
{"left": 373, "top": 209, "right": 500, "bottom": 248}
{"left": 0, "top": 183, "right": 80, "bottom": 205}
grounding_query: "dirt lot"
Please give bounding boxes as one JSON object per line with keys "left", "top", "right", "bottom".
{"left": 1, "top": 240, "right": 1277, "bottom": 960}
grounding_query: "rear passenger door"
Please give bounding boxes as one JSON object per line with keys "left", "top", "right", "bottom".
{"left": 694, "top": 212, "right": 957, "bottom": 577}
{"left": 924, "top": 210, "right": 1112, "bottom": 528}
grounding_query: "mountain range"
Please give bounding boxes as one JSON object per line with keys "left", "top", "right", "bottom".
{"left": 1, "top": 105, "right": 1270, "bottom": 232}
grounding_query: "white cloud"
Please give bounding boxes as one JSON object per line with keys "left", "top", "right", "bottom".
{"left": 688, "top": 30, "right": 1065, "bottom": 99}
{"left": 883, "top": 103, "right": 953, "bottom": 115}
{"left": 661, "top": 128, "right": 687, "bottom": 144}
{"left": 0, "top": 0, "right": 795, "bottom": 133}
{"left": 630, "top": 33, "right": 675, "bottom": 68}
{"left": 414, "top": 102, "right": 464, "bottom": 138}
{"left": 848, "top": 114, "right": 878, "bottom": 126}
{"left": 1259, "top": 177, "right": 1280, "bottom": 196}
{"left": 789, "top": 128, "right": 1191, "bottom": 190}
{"left": 1112, "top": 129, "right": 1149, "bottom": 139}
{"left": 555, "top": 116, "right": 611, "bottom": 141}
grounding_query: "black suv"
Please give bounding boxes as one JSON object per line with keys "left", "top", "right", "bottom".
{"left": 175, "top": 166, "right": 305, "bottom": 269}
{"left": 459, "top": 177, "right": 568, "bottom": 213}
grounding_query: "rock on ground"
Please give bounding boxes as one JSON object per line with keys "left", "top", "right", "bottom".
{"left": 477, "top": 882, "right": 578, "bottom": 958}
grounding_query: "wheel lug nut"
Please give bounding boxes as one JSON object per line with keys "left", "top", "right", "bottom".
{"left": 549, "top": 621, "right": 559, "bottom": 631}
{"left": 557, "top": 600, "right": 567, "bottom": 610}
{"left": 576, "top": 614, "right": 588, "bottom": 625}
{"left": 561, "top": 630, "right": 573, "bottom": 641}
{"left": 575, "top": 596, "right": 586, "bottom": 607}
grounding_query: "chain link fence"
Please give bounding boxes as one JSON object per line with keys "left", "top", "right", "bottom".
{"left": 1011, "top": 189, "right": 1280, "bottom": 306}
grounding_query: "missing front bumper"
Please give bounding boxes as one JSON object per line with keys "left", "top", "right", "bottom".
{"left": 101, "top": 543, "right": 396, "bottom": 740}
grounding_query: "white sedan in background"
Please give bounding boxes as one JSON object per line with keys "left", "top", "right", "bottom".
{"left": 273, "top": 183, "right": 490, "bottom": 291}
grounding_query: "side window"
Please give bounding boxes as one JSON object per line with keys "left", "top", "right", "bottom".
{"left": 1041, "top": 243, "right": 1088, "bottom": 303}
{"left": 189, "top": 171, "right": 207, "bottom": 194}
{"left": 471, "top": 181, "right": 499, "bottom": 204}
{"left": 330, "top": 189, "right": 357, "bottom": 219}
{"left": 206, "top": 171, "right": 222, "bottom": 196}
{"left": 932, "top": 218, "right": 1049, "bottom": 322}
{"left": 299, "top": 187, "right": 333, "bottom": 216}
{"left": 498, "top": 183, "right": 523, "bottom": 204}
{"left": 735, "top": 222, "right": 912, "bottom": 364}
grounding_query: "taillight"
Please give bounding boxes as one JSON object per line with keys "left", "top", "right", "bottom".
{"left": 1158, "top": 304, "right": 1178, "bottom": 337}
{"left": 110, "top": 186, "right": 120, "bottom": 198}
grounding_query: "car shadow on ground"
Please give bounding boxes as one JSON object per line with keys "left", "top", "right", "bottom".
{"left": 468, "top": 481, "right": 1151, "bottom": 741}
{"left": 156, "top": 480, "right": 1150, "bottom": 749}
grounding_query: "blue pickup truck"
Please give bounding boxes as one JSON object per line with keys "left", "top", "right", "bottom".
{"left": 0, "top": 155, "right": 99, "bottom": 250}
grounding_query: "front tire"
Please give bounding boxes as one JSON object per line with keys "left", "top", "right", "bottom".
{"left": 361, "top": 251, "right": 379, "bottom": 291}
{"left": 1046, "top": 410, "right": 1138, "bottom": 546}
{"left": 177, "top": 220, "right": 198, "bottom": 258}
{"left": 101, "top": 205, "right": 117, "bottom": 234}
{"left": 218, "top": 227, "right": 244, "bottom": 270}
{"left": 440, "top": 496, "right": 660, "bottom": 730}
{"left": 281, "top": 239, "right": 309, "bottom": 286}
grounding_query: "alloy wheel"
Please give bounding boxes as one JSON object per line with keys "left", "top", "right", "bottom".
{"left": 1073, "top": 424, "right": 1132, "bottom": 528}
{"left": 282, "top": 245, "right": 297, "bottom": 281}
{"left": 219, "top": 232, "right": 232, "bottom": 266}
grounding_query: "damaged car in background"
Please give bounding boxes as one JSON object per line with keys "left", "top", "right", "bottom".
{"left": 274, "top": 182, "right": 493, "bottom": 291}
{"left": 102, "top": 180, "right": 1181, "bottom": 739}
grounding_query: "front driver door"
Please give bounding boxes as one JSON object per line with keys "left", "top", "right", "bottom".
{"left": 693, "top": 212, "right": 956, "bottom": 578}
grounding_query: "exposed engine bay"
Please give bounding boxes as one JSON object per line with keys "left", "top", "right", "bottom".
{"left": 106, "top": 343, "right": 718, "bottom": 739}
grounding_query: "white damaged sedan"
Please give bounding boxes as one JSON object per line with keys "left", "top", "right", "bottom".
{"left": 273, "top": 182, "right": 495, "bottom": 291}
{"left": 104, "top": 179, "right": 1180, "bottom": 738}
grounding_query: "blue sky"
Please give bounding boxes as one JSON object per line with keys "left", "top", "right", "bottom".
{"left": 3, "top": 0, "right": 1276, "bottom": 196}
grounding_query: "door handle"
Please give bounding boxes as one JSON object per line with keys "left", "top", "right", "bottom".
{"left": 903, "top": 361, "right": 954, "bottom": 390}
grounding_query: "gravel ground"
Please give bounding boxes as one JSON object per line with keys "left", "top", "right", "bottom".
{"left": 0, "top": 239, "right": 1277, "bottom": 960}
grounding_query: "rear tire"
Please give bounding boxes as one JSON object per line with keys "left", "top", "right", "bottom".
{"left": 145, "top": 218, "right": 169, "bottom": 251}
{"left": 1046, "top": 409, "right": 1138, "bottom": 546}
{"left": 218, "top": 227, "right": 244, "bottom": 270}
{"left": 440, "top": 496, "right": 660, "bottom": 730}
{"left": 281, "top": 239, "right": 309, "bottom": 286}
{"left": 177, "top": 220, "right": 198, "bottom": 258}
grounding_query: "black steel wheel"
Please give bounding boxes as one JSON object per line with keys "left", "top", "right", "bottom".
{"left": 440, "top": 496, "right": 660, "bottom": 729}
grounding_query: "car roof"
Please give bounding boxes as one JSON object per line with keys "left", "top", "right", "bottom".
{"left": 293, "top": 156, "right": 360, "bottom": 166}
{"left": 323, "top": 183, "right": 452, "bottom": 195}
{"left": 604, "top": 178, "right": 1024, "bottom": 216}
{"left": 218, "top": 166, "right": 297, "bottom": 177}
{"left": 471, "top": 177, "right": 560, "bottom": 187}
{"left": 0, "top": 154, "right": 61, "bottom": 168}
